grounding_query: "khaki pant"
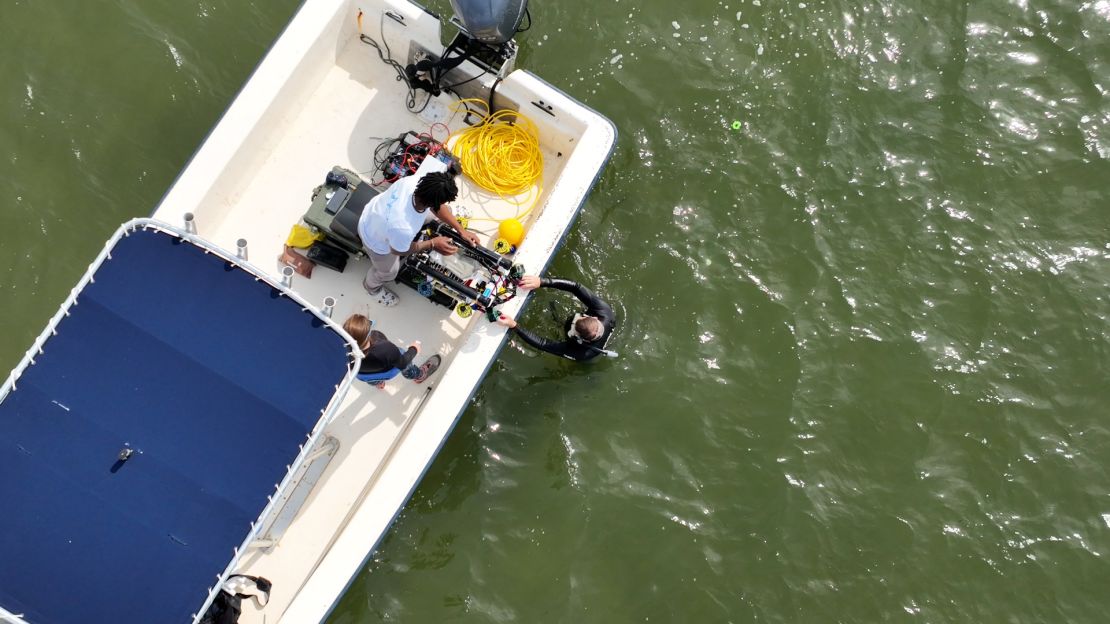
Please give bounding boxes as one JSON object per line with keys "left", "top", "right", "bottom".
{"left": 363, "top": 210, "right": 437, "bottom": 292}
{"left": 363, "top": 250, "right": 400, "bottom": 292}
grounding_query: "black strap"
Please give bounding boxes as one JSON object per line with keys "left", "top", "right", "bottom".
{"left": 405, "top": 41, "right": 475, "bottom": 96}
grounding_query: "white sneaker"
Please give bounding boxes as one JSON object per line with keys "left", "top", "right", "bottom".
{"left": 370, "top": 287, "right": 399, "bottom": 307}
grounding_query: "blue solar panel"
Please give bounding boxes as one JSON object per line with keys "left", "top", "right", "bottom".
{"left": 0, "top": 227, "right": 351, "bottom": 624}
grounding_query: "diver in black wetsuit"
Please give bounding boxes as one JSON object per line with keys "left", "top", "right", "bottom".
{"left": 494, "top": 275, "right": 617, "bottom": 361}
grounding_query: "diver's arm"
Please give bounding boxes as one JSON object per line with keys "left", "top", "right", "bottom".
{"left": 513, "top": 325, "right": 577, "bottom": 358}
{"left": 540, "top": 278, "right": 614, "bottom": 319}
{"left": 496, "top": 314, "right": 576, "bottom": 358}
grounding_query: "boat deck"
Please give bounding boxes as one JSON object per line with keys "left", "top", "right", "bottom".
{"left": 188, "top": 26, "right": 560, "bottom": 623}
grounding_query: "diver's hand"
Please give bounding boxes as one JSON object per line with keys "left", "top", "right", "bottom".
{"left": 516, "top": 275, "right": 542, "bottom": 291}
{"left": 431, "top": 236, "right": 458, "bottom": 255}
{"left": 409, "top": 340, "right": 421, "bottom": 353}
{"left": 495, "top": 314, "right": 517, "bottom": 329}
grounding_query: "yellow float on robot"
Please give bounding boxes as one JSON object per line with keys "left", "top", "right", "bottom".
{"left": 498, "top": 218, "right": 525, "bottom": 247}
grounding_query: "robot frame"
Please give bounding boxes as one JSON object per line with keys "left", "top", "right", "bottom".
{"left": 398, "top": 220, "right": 525, "bottom": 320}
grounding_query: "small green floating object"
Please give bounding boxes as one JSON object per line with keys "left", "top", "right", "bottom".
{"left": 731, "top": 120, "right": 742, "bottom": 131}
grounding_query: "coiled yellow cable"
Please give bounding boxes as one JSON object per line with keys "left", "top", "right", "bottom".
{"left": 447, "top": 98, "right": 544, "bottom": 222}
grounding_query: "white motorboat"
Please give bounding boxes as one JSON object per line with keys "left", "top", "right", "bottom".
{"left": 0, "top": 0, "right": 614, "bottom": 622}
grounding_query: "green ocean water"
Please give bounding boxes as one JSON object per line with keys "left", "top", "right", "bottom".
{"left": 3, "top": 0, "right": 1110, "bottom": 622}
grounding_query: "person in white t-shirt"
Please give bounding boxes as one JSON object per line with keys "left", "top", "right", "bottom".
{"left": 356, "top": 171, "right": 479, "bottom": 307}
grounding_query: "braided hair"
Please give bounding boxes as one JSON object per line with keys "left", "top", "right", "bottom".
{"left": 414, "top": 171, "right": 458, "bottom": 211}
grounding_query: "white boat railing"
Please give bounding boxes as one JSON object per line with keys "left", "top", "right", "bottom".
{"left": 0, "top": 217, "right": 363, "bottom": 624}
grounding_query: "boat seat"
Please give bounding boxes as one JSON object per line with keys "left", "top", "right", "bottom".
{"left": 303, "top": 168, "right": 379, "bottom": 256}
{"left": 357, "top": 368, "right": 400, "bottom": 383}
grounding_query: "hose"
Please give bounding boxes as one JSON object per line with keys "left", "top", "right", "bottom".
{"left": 447, "top": 98, "right": 544, "bottom": 221}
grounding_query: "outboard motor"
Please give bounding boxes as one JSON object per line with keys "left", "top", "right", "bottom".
{"left": 449, "top": 0, "right": 530, "bottom": 45}
{"left": 406, "top": 0, "right": 529, "bottom": 96}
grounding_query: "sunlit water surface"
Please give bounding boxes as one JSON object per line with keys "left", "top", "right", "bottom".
{"left": 2, "top": 0, "right": 1109, "bottom": 621}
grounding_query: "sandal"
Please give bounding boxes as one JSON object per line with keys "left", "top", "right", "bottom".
{"left": 367, "top": 286, "right": 399, "bottom": 308}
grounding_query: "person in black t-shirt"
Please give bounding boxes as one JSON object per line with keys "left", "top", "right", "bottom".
{"left": 342, "top": 314, "right": 440, "bottom": 385}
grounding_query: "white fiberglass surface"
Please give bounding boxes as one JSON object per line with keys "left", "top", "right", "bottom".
{"left": 187, "top": 27, "right": 576, "bottom": 623}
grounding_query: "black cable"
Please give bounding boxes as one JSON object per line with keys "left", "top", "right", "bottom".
{"left": 359, "top": 13, "right": 433, "bottom": 113}
{"left": 517, "top": 8, "right": 532, "bottom": 33}
{"left": 360, "top": 12, "right": 499, "bottom": 114}
{"left": 487, "top": 76, "right": 504, "bottom": 119}
{"left": 368, "top": 134, "right": 407, "bottom": 185}
{"left": 442, "top": 66, "right": 488, "bottom": 92}
{"left": 376, "top": 13, "right": 433, "bottom": 112}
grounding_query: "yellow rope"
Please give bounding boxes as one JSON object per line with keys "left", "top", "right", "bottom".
{"left": 447, "top": 98, "right": 544, "bottom": 222}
